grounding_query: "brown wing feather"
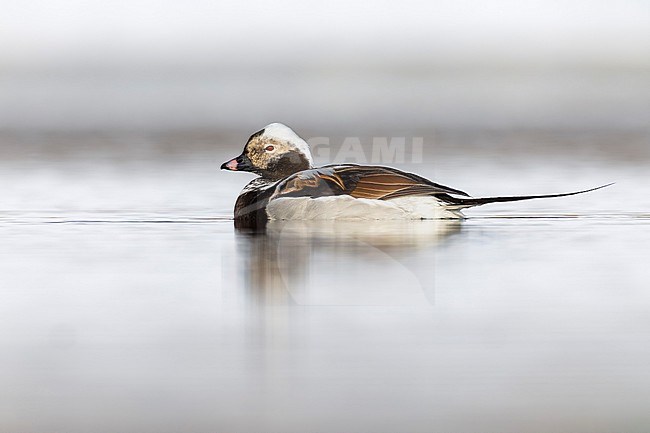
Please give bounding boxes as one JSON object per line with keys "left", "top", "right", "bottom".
{"left": 348, "top": 172, "right": 463, "bottom": 200}
{"left": 271, "top": 165, "right": 469, "bottom": 201}
{"left": 333, "top": 165, "right": 470, "bottom": 198}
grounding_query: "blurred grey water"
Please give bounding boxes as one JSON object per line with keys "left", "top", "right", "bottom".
{"left": 1, "top": 130, "right": 650, "bottom": 433}
{"left": 3, "top": 65, "right": 649, "bottom": 131}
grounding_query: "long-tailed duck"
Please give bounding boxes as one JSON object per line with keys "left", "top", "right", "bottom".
{"left": 221, "top": 123, "right": 609, "bottom": 229}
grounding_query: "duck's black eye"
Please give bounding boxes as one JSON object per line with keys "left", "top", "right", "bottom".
{"left": 265, "top": 145, "right": 275, "bottom": 152}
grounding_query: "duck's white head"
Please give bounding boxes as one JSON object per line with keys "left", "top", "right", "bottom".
{"left": 221, "top": 123, "right": 313, "bottom": 180}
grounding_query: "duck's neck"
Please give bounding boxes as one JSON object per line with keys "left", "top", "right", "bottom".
{"left": 260, "top": 152, "right": 312, "bottom": 181}
{"left": 242, "top": 177, "right": 276, "bottom": 192}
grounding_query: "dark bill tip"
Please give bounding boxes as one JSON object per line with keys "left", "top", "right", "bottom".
{"left": 221, "top": 158, "right": 239, "bottom": 171}
{"left": 221, "top": 154, "right": 254, "bottom": 172}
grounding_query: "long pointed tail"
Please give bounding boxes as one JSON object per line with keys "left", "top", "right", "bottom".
{"left": 442, "top": 183, "right": 613, "bottom": 208}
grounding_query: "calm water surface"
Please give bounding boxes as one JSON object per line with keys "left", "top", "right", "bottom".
{"left": 1, "top": 131, "right": 649, "bottom": 433}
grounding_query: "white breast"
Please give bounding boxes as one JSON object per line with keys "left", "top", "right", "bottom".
{"left": 266, "top": 196, "right": 464, "bottom": 220}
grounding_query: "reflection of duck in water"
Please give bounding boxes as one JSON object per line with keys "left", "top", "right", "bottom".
{"left": 264, "top": 219, "right": 461, "bottom": 247}
{"left": 236, "top": 219, "right": 461, "bottom": 306}
{"left": 222, "top": 123, "right": 610, "bottom": 230}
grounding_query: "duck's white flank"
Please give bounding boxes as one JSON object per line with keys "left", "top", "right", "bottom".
{"left": 266, "top": 196, "right": 464, "bottom": 220}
